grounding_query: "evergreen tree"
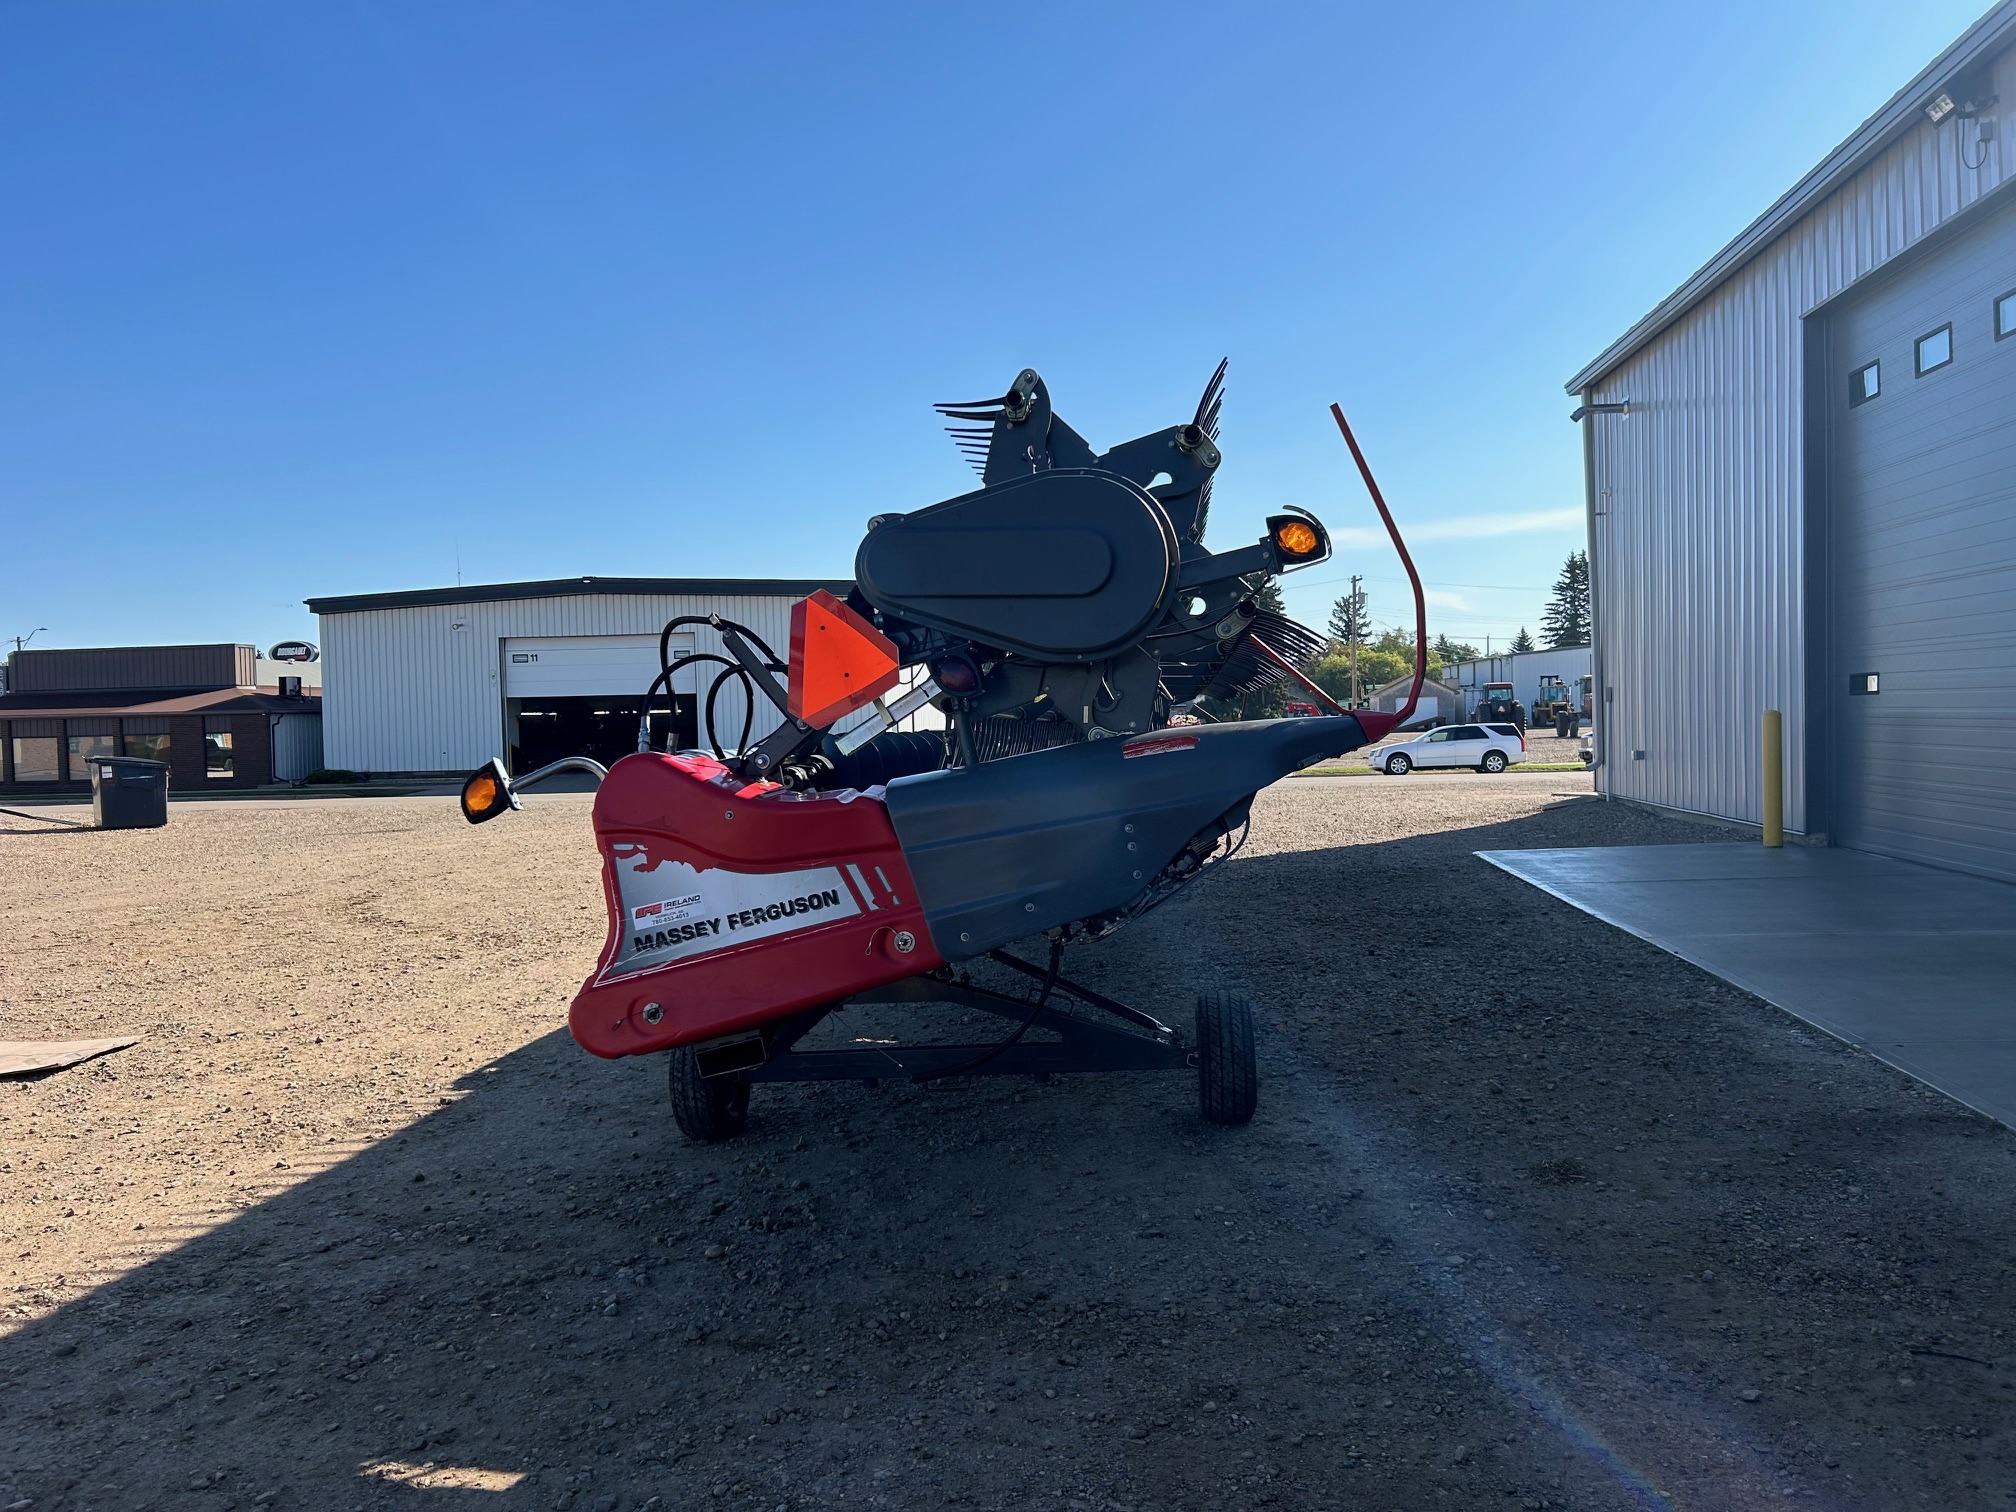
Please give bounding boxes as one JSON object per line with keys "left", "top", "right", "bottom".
{"left": 1432, "top": 633, "right": 1480, "bottom": 666}
{"left": 1327, "top": 585, "right": 1369, "bottom": 649}
{"left": 1540, "top": 551, "right": 1591, "bottom": 647}
{"left": 1510, "top": 626, "right": 1535, "bottom": 653}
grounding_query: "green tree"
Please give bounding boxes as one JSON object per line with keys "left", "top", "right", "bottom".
{"left": 1541, "top": 551, "right": 1591, "bottom": 647}
{"left": 1509, "top": 626, "right": 1535, "bottom": 653}
{"left": 1432, "top": 633, "right": 1480, "bottom": 666}
{"left": 1327, "top": 585, "right": 1369, "bottom": 649}
{"left": 1365, "top": 626, "right": 1442, "bottom": 684}
{"left": 1307, "top": 643, "right": 1411, "bottom": 702}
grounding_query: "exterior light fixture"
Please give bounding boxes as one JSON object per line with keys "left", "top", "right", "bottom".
{"left": 1925, "top": 68, "right": 1999, "bottom": 126}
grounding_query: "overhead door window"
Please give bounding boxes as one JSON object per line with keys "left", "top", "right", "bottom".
{"left": 1849, "top": 360, "right": 1880, "bottom": 405}
{"left": 1915, "top": 324, "right": 1953, "bottom": 375}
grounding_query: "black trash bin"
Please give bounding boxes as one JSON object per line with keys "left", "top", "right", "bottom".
{"left": 90, "top": 757, "right": 169, "bottom": 830}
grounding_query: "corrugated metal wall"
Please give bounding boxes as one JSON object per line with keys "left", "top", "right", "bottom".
{"left": 270, "top": 713, "right": 325, "bottom": 782}
{"left": 317, "top": 593, "right": 804, "bottom": 773}
{"left": 1585, "top": 50, "right": 2013, "bottom": 830}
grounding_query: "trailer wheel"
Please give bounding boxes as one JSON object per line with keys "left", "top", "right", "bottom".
{"left": 668, "top": 1048, "right": 751, "bottom": 1143}
{"left": 1195, "top": 990, "right": 1258, "bottom": 1126}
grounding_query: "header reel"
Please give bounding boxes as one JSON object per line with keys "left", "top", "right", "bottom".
{"left": 626, "top": 364, "right": 1344, "bottom": 787}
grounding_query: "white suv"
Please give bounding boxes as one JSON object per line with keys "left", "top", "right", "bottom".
{"left": 1370, "top": 723, "right": 1525, "bottom": 775}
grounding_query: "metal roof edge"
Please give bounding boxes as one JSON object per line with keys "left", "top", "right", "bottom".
{"left": 305, "top": 576, "right": 854, "bottom": 615}
{"left": 1565, "top": 0, "right": 2016, "bottom": 394}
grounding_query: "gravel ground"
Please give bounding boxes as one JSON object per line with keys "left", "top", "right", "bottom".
{"left": 3, "top": 773, "right": 2012, "bottom": 1511}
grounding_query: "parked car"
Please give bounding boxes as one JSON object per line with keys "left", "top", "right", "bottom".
{"left": 1370, "top": 723, "right": 1525, "bottom": 775}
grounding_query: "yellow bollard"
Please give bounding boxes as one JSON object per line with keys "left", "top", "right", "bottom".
{"left": 1761, "top": 709, "right": 1783, "bottom": 848}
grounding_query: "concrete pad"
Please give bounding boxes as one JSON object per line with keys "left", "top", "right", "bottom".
{"left": 1477, "top": 844, "right": 2016, "bottom": 1127}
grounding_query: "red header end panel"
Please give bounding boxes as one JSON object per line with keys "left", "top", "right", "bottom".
{"left": 568, "top": 753, "right": 944, "bottom": 1059}
{"left": 1347, "top": 710, "right": 1405, "bottom": 743}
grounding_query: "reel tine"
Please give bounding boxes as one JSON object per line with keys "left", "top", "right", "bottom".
{"left": 934, "top": 391, "right": 1016, "bottom": 412}
{"left": 1193, "top": 357, "right": 1228, "bottom": 440}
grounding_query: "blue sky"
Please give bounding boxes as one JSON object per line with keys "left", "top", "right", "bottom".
{"left": 0, "top": 1, "right": 1990, "bottom": 655}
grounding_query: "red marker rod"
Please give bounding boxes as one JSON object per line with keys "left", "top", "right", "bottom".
{"left": 1329, "top": 402, "right": 1427, "bottom": 734}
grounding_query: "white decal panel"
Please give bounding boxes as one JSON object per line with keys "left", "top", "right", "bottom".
{"left": 601, "top": 849, "right": 862, "bottom": 981}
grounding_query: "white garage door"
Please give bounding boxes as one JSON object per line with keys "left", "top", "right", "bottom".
{"left": 502, "top": 635, "right": 694, "bottom": 698}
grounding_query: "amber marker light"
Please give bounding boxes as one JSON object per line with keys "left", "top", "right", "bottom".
{"left": 1266, "top": 512, "right": 1330, "bottom": 566}
{"left": 1276, "top": 521, "right": 1319, "bottom": 556}
{"left": 460, "top": 758, "right": 521, "bottom": 824}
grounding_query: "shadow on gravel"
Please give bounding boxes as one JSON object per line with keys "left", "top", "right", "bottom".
{"left": 5, "top": 795, "right": 2014, "bottom": 1512}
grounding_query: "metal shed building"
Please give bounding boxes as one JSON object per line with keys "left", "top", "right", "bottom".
{"left": 306, "top": 577, "right": 851, "bottom": 778}
{"left": 1442, "top": 646, "right": 1593, "bottom": 722}
{"left": 1571, "top": 4, "right": 2016, "bottom": 880}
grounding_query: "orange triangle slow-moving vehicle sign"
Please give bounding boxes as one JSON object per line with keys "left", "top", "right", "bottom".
{"left": 787, "top": 590, "right": 903, "bottom": 729}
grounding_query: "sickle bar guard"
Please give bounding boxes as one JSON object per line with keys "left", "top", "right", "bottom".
{"left": 461, "top": 368, "right": 1428, "bottom": 1138}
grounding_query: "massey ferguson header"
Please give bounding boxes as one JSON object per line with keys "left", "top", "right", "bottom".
{"left": 459, "top": 366, "right": 1427, "bottom": 1140}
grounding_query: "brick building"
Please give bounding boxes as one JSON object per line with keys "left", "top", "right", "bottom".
{"left": 0, "top": 644, "right": 322, "bottom": 794}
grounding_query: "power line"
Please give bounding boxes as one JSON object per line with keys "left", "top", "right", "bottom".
{"left": 1294, "top": 572, "right": 1545, "bottom": 593}
{"left": 1290, "top": 572, "right": 1540, "bottom": 592}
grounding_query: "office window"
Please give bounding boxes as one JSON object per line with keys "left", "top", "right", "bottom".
{"left": 123, "top": 731, "right": 171, "bottom": 763}
{"left": 68, "top": 729, "right": 117, "bottom": 777}
{"left": 1997, "top": 288, "right": 2015, "bottom": 340}
{"left": 1849, "top": 360, "right": 1880, "bottom": 406}
{"left": 204, "top": 721, "right": 235, "bottom": 778}
{"left": 1915, "top": 323, "right": 1953, "bottom": 375}
{"left": 11, "top": 737, "right": 60, "bottom": 783}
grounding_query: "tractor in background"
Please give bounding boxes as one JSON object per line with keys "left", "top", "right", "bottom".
{"left": 1532, "top": 675, "right": 1575, "bottom": 731}
{"left": 1475, "top": 681, "right": 1525, "bottom": 730}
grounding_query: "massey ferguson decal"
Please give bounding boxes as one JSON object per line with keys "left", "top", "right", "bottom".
{"left": 601, "top": 853, "right": 863, "bottom": 981}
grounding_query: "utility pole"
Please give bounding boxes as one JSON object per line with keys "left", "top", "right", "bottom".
{"left": 8, "top": 628, "right": 48, "bottom": 655}
{"left": 1347, "top": 574, "right": 1362, "bottom": 709}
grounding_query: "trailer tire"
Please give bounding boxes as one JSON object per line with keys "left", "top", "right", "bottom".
{"left": 1196, "top": 990, "right": 1258, "bottom": 1126}
{"left": 668, "top": 1049, "right": 751, "bottom": 1143}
